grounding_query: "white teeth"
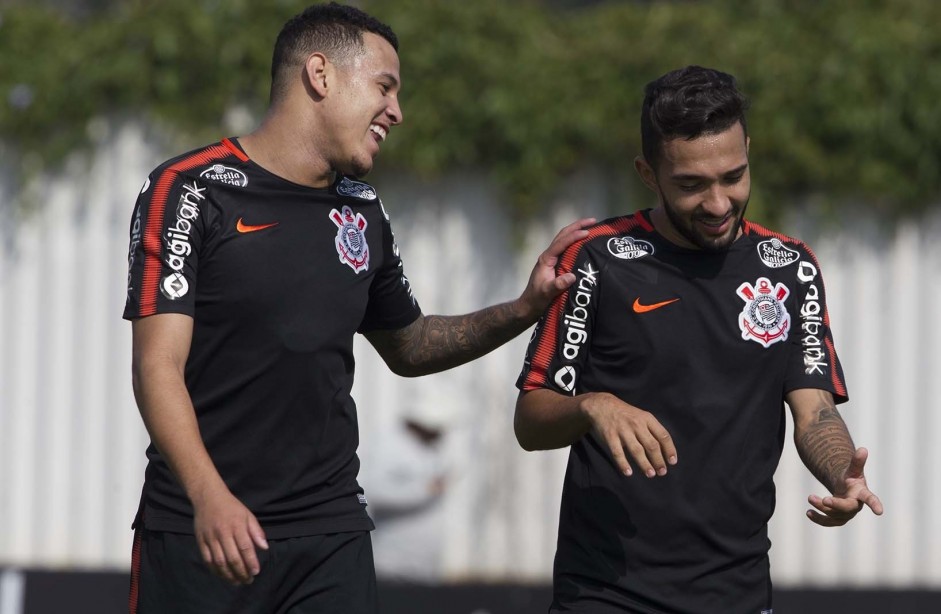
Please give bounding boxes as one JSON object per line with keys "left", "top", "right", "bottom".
{"left": 370, "top": 124, "right": 387, "bottom": 141}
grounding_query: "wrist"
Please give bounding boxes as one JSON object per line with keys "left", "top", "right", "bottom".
{"left": 512, "top": 294, "right": 541, "bottom": 324}
{"left": 577, "top": 392, "right": 608, "bottom": 424}
{"left": 185, "top": 473, "right": 230, "bottom": 508}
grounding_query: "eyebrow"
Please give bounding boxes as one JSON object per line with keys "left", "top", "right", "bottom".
{"left": 378, "top": 72, "right": 400, "bottom": 88}
{"left": 670, "top": 163, "right": 748, "bottom": 182}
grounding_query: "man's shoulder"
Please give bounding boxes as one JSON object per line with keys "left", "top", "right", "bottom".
{"left": 147, "top": 139, "right": 246, "bottom": 184}
{"left": 742, "top": 219, "right": 817, "bottom": 260}
{"left": 559, "top": 211, "right": 657, "bottom": 265}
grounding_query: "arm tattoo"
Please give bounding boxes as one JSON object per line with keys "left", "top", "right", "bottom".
{"left": 796, "top": 401, "right": 856, "bottom": 493}
{"left": 367, "top": 302, "right": 529, "bottom": 377}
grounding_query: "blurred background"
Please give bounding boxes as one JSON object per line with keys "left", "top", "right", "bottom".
{"left": 1, "top": 0, "right": 940, "bottom": 612}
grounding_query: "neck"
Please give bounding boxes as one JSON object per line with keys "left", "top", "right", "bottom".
{"left": 239, "top": 108, "right": 334, "bottom": 188}
{"left": 649, "top": 207, "right": 697, "bottom": 249}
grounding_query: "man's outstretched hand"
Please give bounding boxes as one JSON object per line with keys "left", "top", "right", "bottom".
{"left": 807, "top": 447, "right": 884, "bottom": 527}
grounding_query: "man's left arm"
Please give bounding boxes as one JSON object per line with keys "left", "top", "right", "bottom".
{"left": 365, "top": 218, "right": 593, "bottom": 377}
{"left": 786, "top": 387, "right": 884, "bottom": 526}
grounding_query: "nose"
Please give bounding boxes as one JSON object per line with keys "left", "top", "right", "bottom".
{"left": 387, "top": 96, "right": 403, "bottom": 126}
{"left": 701, "top": 184, "right": 731, "bottom": 218}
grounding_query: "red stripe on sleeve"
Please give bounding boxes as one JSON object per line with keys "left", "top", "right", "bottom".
{"left": 825, "top": 337, "right": 847, "bottom": 398}
{"left": 522, "top": 213, "right": 648, "bottom": 390}
{"left": 222, "top": 137, "right": 250, "bottom": 161}
{"left": 138, "top": 144, "right": 231, "bottom": 316}
{"left": 742, "top": 219, "right": 796, "bottom": 244}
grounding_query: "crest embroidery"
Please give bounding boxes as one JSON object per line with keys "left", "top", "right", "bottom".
{"left": 330, "top": 205, "right": 369, "bottom": 273}
{"left": 736, "top": 277, "right": 790, "bottom": 347}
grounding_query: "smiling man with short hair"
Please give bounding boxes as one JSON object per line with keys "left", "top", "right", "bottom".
{"left": 123, "top": 4, "right": 591, "bottom": 612}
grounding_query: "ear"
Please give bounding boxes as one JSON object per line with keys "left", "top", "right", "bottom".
{"left": 634, "top": 156, "right": 659, "bottom": 193}
{"left": 304, "top": 53, "right": 330, "bottom": 97}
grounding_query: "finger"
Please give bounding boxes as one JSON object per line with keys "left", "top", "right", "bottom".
{"left": 819, "top": 495, "right": 864, "bottom": 516}
{"left": 236, "top": 538, "right": 261, "bottom": 578}
{"left": 806, "top": 509, "right": 848, "bottom": 527}
{"left": 623, "top": 436, "right": 657, "bottom": 478}
{"left": 198, "top": 540, "right": 213, "bottom": 568}
{"left": 605, "top": 433, "right": 633, "bottom": 476}
{"left": 208, "top": 539, "right": 237, "bottom": 584}
{"left": 844, "top": 447, "right": 869, "bottom": 480}
{"left": 861, "top": 490, "right": 884, "bottom": 516}
{"left": 545, "top": 218, "right": 596, "bottom": 256}
{"left": 636, "top": 431, "right": 668, "bottom": 476}
{"left": 807, "top": 494, "right": 827, "bottom": 512}
{"left": 250, "top": 519, "right": 269, "bottom": 551}
{"left": 649, "top": 423, "right": 677, "bottom": 466}
{"left": 808, "top": 494, "right": 842, "bottom": 515}
{"left": 239, "top": 519, "right": 268, "bottom": 578}
{"left": 221, "top": 536, "right": 252, "bottom": 584}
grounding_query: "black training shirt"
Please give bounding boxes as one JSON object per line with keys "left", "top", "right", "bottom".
{"left": 124, "top": 138, "right": 421, "bottom": 538}
{"left": 517, "top": 210, "right": 847, "bottom": 613}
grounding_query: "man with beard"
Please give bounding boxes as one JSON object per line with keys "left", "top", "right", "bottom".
{"left": 514, "top": 66, "right": 883, "bottom": 613}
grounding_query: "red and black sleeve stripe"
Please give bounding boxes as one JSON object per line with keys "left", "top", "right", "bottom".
{"left": 135, "top": 143, "right": 232, "bottom": 317}
{"left": 521, "top": 212, "right": 652, "bottom": 391}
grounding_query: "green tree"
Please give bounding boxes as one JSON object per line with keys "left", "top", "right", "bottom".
{"left": 1, "top": 0, "right": 938, "bottom": 222}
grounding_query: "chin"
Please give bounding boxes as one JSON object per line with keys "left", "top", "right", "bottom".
{"left": 696, "top": 228, "right": 739, "bottom": 252}
{"left": 349, "top": 157, "right": 375, "bottom": 178}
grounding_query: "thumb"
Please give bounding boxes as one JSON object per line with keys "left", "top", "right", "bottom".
{"left": 844, "top": 447, "right": 868, "bottom": 480}
{"left": 554, "top": 272, "right": 576, "bottom": 292}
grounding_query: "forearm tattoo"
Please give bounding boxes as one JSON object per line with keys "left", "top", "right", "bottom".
{"left": 796, "top": 400, "right": 856, "bottom": 493}
{"left": 378, "top": 302, "right": 528, "bottom": 376}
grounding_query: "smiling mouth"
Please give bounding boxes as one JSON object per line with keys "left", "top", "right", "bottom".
{"left": 369, "top": 124, "right": 387, "bottom": 141}
{"left": 696, "top": 214, "right": 734, "bottom": 234}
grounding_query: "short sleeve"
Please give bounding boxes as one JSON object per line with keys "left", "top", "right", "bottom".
{"left": 783, "top": 247, "right": 849, "bottom": 403}
{"left": 358, "top": 204, "right": 422, "bottom": 332}
{"left": 123, "top": 171, "right": 208, "bottom": 320}
{"left": 516, "top": 241, "right": 600, "bottom": 395}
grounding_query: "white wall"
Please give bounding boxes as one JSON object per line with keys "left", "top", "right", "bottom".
{"left": 0, "top": 125, "right": 938, "bottom": 586}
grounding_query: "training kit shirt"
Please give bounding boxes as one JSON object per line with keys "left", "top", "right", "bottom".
{"left": 517, "top": 210, "right": 847, "bottom": 614}
{"left": 124, "top": 138, "right": 421, "bottom": 538}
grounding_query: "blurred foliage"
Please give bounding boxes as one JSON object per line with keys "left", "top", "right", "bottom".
{"left": 1, "top": 0, "right": 938, "bottom": 222}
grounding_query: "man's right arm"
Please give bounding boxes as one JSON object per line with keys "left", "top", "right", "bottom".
{"left": 131, "top": 313, "right": 267, "bottom": 585}
{"left": 515, "top": 389, "right": 677, "bottom": 478}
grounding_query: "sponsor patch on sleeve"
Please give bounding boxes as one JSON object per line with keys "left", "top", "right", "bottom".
{"left": 199, "top": 164, "right": 248, "bottom": 187}
{"left": 757, "top": 238, "right": 799, "bottom": 268}
{"left": 607, "top": 236, "right": 654, "bottom": 260}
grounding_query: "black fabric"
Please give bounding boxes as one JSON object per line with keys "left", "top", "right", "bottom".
{"left": 124, "top": 138, "right": 421, "bottom": 538}
{"left": 132, "top": 528, "right": 377, "bottom": 614}
{"left": 518, "top": 210, "right": 847, "bottom": 614}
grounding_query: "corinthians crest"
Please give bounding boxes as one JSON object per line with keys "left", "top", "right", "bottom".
{"left": 330, "top": 205, "right": 369, "bottom": 273}
{"left": 736, "top": 277, "right": 790, "bottom": 348}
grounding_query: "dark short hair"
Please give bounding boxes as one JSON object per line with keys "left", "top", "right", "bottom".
{"left": 640, "top": 66, "right": 749, "bottom": 167}
{"left": 270, "top": 2, "right": 398, "bottom": 103}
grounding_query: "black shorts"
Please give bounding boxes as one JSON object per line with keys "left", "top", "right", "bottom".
{"left": 129, "top": 528, "right": 377, "bottom": 614}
